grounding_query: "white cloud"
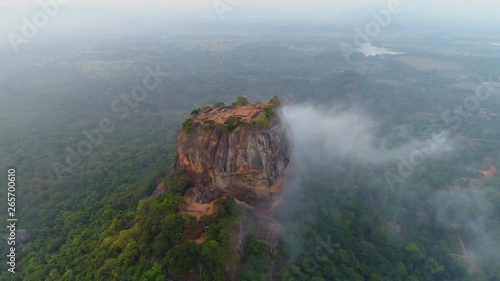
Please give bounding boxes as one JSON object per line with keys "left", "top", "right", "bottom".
{"left": 282, "top": 104, "right": 453, "bottom": 167}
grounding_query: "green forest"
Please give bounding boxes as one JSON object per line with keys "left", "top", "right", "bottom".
{"left": 1, "top": 29, "right": 500, "bottom": 281}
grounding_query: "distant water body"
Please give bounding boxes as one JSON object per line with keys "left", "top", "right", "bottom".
{"left": 358, "top": 43, "right": 403, "bottom": 57}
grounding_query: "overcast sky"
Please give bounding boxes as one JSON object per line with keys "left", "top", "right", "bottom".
{"left": 1, "top": 0, "right": 499, "bottom": 40}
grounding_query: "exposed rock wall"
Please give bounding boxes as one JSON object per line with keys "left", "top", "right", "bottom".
{"left": 172, "top": 114, "right": 291, "bottom": 209}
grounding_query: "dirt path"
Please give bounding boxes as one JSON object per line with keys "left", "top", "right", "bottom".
{"left": 458, "top": 236, "right": 468, "bottom": 257}
{"left": 181, "top": 196, "right": 216, "bottom": 221}
{"left": 448, "top": 236, "right": 480, "bottom": 274}
{"left": 480, "top": 164, "right": 497, "bottom": 178}
{"left": 194, "top": 232, "right": 209, "bottom": 244}
{"left": 180, "top": 195, "right": 217, "bottom": 244}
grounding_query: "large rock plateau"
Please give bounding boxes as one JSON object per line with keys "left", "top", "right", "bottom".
{"left": 172, "top": 103, "right": 291, "bottom": 209}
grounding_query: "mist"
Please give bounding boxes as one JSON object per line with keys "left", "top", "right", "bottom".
{"left": 279, "top": 104, "right": 500, "bottom": 274}
{"left": 282, "top": 104, "right": 453, "bottom": 169}
{"left": 434, "top": 189, "right": 500, "bottom": 262}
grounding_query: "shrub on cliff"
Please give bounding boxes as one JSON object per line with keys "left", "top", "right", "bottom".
{"left": 268, "top": 96, "right": 280, "bottom": 107}
{"left": 182, "top": 118, "right": 194, "bottom": 133}
{"left": 253, "top": 106, "right": 275, "bottom": 127}
{"left": 214, "top": 101, "right": 225, "bottom": 107}
{"left": 190, "top": 108, "right": 201, "bottom": 115}
{"left": 224, "top": 116, "right": 243, "bottom": 132}
{"left": 165, "top": 170, "right": 191, "bottom": 195}
{"left": 235, "top": 96, "right": 249, "bottom": 106}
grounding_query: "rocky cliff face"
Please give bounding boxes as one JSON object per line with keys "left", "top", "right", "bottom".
{"left": 172, "top": 107, "right": 291, "bottom": 210}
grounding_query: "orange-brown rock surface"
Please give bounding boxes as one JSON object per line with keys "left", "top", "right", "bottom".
{"left": 172, "top": 104, "right": 291, "bottom": 209}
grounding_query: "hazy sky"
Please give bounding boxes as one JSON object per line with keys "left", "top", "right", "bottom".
{"left": 1, "top": 0, "right": 499, "bottom": 24}
{"left": 1, "top": 0, "right": 499, "bottom": 44}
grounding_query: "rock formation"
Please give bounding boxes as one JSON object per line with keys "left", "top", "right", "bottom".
{"left": 172, "top": 102, "right": 291, "bottom": 210}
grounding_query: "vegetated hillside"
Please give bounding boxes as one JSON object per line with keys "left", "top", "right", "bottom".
{"left": 2, "top": 36, "right": 500, "bottom": 281}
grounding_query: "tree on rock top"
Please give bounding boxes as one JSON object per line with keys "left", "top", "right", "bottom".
{"left": 268, "top": 96, "right": 280, "bottom": 106}
{"left": 235, "top": 96, "right": 249, "bottom": 106}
